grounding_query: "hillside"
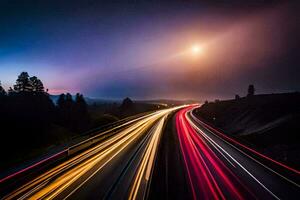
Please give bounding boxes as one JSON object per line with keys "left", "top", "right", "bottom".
{"left": 194, "top": 92, "right": 300, "bottom": 168}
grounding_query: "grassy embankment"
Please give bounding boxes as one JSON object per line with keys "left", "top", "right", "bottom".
{"left": 194, "top": 92, "right": 300, "bottom": 168}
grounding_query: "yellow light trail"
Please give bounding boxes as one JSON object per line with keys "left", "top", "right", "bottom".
{"left": 128, "top": 115, "right": 167, "bottom": 200}
{"left": 4, "top": 107, "right": 183, "bottom": 200}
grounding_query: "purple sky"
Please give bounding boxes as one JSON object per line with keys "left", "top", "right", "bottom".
{"left": 0, "top": 1, "right": 299, "bottom": 100}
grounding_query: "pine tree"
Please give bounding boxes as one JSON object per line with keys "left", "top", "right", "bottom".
{"left": 57, "top": 94, "right": 66, "bottom": 108}
{"left": 7, "top": 87, "right": 14, "bottom": 95}
{"left": 247, "top": 84, "right": 255, "bottom": 97}
{"left": 121, "top": 97, "right": 133, "bottom": 109}
{"left": 0, "top": 81, "right": 6, "bottom": 96}
{"left": 75, "top": 93, "right": 88, "bottom": 115}
{"left": 14, "top": 72, "right": 32, "bottom": 92}
{"left": 65, "top": 93, "right": 74, "bottom": 107}
{"left": 74, "top": 93, "right": 89, "bottom": 132}
{"left": 30, "top": 76, "right": 45, "bottom": 93}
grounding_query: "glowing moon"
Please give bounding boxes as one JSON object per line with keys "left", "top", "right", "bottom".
{"left": 191, "top": 45, "right": 203, "bottom": 54}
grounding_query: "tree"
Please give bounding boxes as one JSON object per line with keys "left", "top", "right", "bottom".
{"left": 57, "top": 93, "right": 90, "bottom": 132}
{"left": 75, "top": 93, "right": 88, "bottom": 110}
{"left": 0, "top": 81, "right": 6, "bottom": 96}
{"left": 0, "top": 81, "right": 6, "bottom": 112}
{"left": 65, "top": 93, "right": 73, "bottom": 101}
{"left": 235, "top": 94, "right": 240, "bottom": 100}
{"left": 0, "top": 72, "right": 59, "bottom": 157}
{"left": 247, "top": 84, "right": 255, "bottom": 97}
{"left": 7, "top": 87, "right": 14, "bottom": 95}
{"left": 57, "top": 94, "right": 66, "bottom": 108}
{"left": 30, "top": 76, "right": 45, "bottom": 93}
{"left": 65, "top": 93, "right": 74, "bottom": 109}
{"left": 56, "top": 94, "right": 67, "bottom": 125}
{"left": 14, "top": 72, "right": 32, "bottom": 92}
{"left": 121, "top": 97, "right": 133, "bottom": 108}
{"left": 62, "top": 93, "right": 74, "bottom": 128}
{"left": 74, "top": 93, "right": 90, "bottom": 131}
{"left": 75, "top": 93, "right": 88, "bottom": 115}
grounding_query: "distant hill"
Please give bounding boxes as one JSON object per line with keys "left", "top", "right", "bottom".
{"left": 137, "top": 99, "right": 199, "bottom": 106}
{"left": 50, "top": 95, "right": 197, "bottom": 106}
{"left": 194, "top": 92, "right": 300, "bottom": 168}
{"left": 49, "top": 95, "right": 121, "bottom": 105}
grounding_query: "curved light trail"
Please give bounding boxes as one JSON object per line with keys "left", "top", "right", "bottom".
{"left": 176, "top": 106, "right": 250, "bottom": 200}
{"left": 2, "top": 107, "right": 182, "bottom": 200}
{"left": 176, "top": 105, "right": 300, "bottom": 200}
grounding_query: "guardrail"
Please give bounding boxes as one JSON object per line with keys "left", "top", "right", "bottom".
{"left": 0, "top": 110, "right": 157, "bottom": 187}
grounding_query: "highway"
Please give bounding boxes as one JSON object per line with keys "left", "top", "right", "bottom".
{"left": 1, "top": 107, "right": 181, "bottom": 200}
{"left": 176, "top": 105, "right": 300, "bottom": 199}
{"left": 1, "top": 105, "right": 300, "bottom": 200}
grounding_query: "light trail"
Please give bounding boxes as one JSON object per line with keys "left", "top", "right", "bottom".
{"left": 176, "top": 105, "right": 300, "bottom": 200}
{"left": 176, "top": 106, "right": 255, "bottom": 200}
{"left": 5, "top": 104, "right": 298, "bottom": 199}
{"left": 187, "top": 111, "right": 278, "bottom": 199}
{"left": 0, "top": 111, "right": 156, "bottom": 185}
{"left": 190, "top": 112, "right": 300, "bottom": 175}
{"left": 4, "top": 117, "right": 153, "bottom": 199}
{"left": 128, "top": 115, "right": 167, "bottom": 200}
{"left": 3, "top": 107, "right": 181, "bottom": 200}
{"left": 189, "top": 111, "right": 300, "bottom": 191}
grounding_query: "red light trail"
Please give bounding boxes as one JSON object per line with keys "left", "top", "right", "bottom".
{"left": 191, "top": 114, "right": 300, "bottom": 175}
{"left": 176, "top": 106, "right": 256, "bottom": 200}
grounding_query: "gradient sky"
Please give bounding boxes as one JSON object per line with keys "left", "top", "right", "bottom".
{"left": 0, "top": 0, "right": 299, "bottom": 100}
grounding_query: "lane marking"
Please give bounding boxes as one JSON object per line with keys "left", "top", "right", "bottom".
{"left": 190, "top": 111, "right": 300, "bottom": 188}
{"left": 188, "top": 110, "right": 282, "bottom": 199}
{"left": 187, "top": 113, "right": 236, "bottom": 168}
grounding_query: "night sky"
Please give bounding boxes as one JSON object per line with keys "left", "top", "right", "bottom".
{"left": 0, "top": 0, "right": 299, "bottom": 100}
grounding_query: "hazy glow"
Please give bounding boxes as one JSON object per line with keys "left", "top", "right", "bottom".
{"left": 0, "top": 2, "right": 297, "bottom": 99}
{"left": 191, "top": 44, "right": 203, "bottom": 55}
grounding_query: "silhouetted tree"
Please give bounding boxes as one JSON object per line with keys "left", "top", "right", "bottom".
{"left": 204, "top": 100, "right": 208, "bottom": 104}
{"left": 56, "top": 93, "right": 67, "bottom": 124}
{"left": 1, "top": 73, "right": 56, "bottom": 151}
{"left": 74, "top": 93, "right": 90, "bottom": 131}
{"left": 235, "top": 94, "right": 240, "bottom": 100}
{"left": 121, "top": 97, "right": 133, "bottom": 108}
{"left": 247, "top": 84, "right": 255, "bottom": 97}
{"left": 57, "top": 94, "right": 66, "bottom": 108}
{"left": 7, "top": 87, "right": 14, "bottom": 95}
{"left": 0, "top": 72, "right": 94, "bottom": 164}
{"left": 57, "top": 93, "right": 74, "bottom": 128}
{"left": 30, "top": 76, "right": 44, "bottom": 93}
{"left": 56, "top": 93, "right": 90, "bottom": 132}
{"left": 0, "top": 81, "right": 6, "bottom": 117}
{"left": 0, "top": 81, "right": 6, "bottom": 96}
{"left": 65, "top": 93, "right": 73, "bottom": 104}
{"left": 75, "top": 93, "right": 88, "bottom": 111}
{"left": 14, "top": 72, "right": 32, "bottom": 92}
{"left": 118, "top": 97, "right": 135, "bottom": 117}
{"left": 65, "top": 93, "right": 74, "bottom": 119}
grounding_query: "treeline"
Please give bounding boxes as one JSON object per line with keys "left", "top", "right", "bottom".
{"left": 0, "top": 72, "right": 90, "bottom": 153}
{"left": 56, "top": 93, "right": 90, "bottom": 132}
